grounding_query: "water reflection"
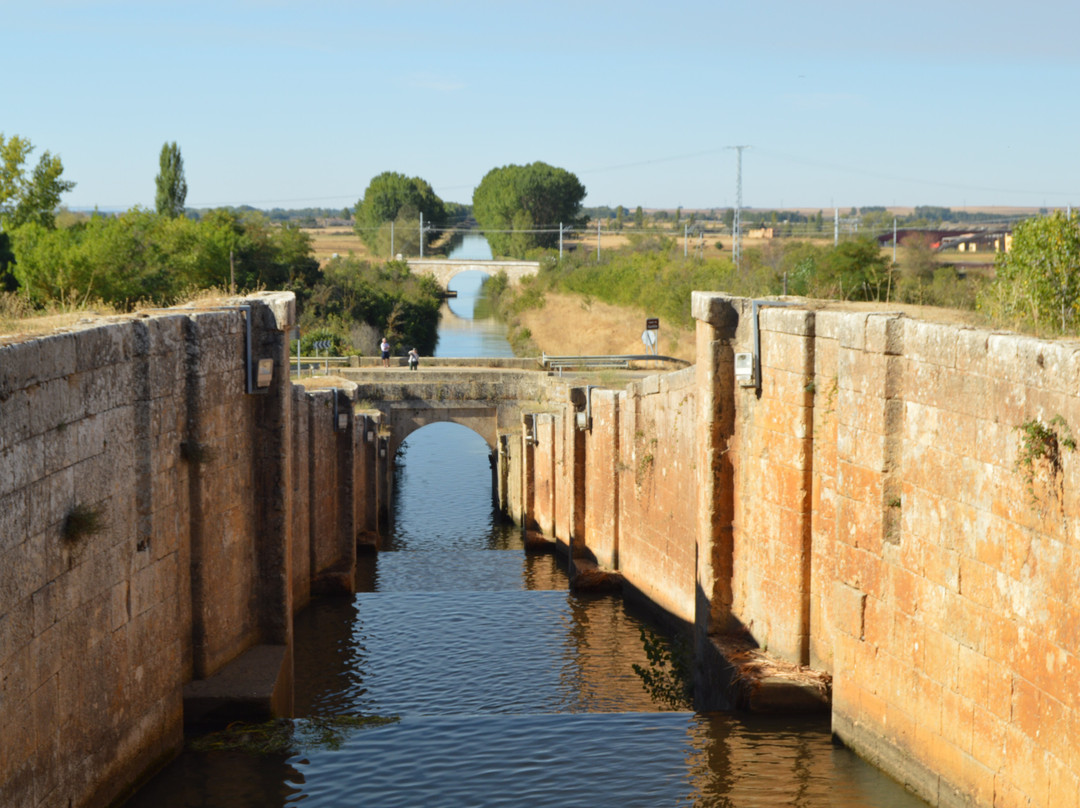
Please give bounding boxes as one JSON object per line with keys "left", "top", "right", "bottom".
{"left": 435, "top": 271, "right": 515, "bottom": 358}
{"left": 120, "top": 234, "right": 930, "bottom": 808}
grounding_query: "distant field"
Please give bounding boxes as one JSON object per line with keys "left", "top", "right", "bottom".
{"left": 306, "top": 223, "right": 1009, "bottom": 268}
{"left": 304, "top": 226, "right": 372, "bottom": 263}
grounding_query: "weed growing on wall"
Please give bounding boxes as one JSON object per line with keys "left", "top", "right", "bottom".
{"left": 62, "top": 502, "right": 106, "bottom": 542}
{"left": 1016, "top": 415, "right": 1075, "bottom": 504}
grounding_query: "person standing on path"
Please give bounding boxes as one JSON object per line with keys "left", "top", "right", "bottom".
{"left": 408, "top": 347, "right": 419, "bottom": 371}
{"left": 381, "top": 337, "right": 391, "bottom": 368}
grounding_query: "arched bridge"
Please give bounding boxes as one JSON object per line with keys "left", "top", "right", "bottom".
{"left": 407, "top": 259, "right": 540, "bottom": 287}
{"left": 345, "top": 366, "right": 551, "bottom": 455}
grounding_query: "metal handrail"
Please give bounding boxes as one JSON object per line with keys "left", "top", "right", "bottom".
{"left": 539, "top": 353, "right": 689, "bottom": 376}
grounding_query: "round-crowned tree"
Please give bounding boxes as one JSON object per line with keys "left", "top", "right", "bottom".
{"left": 472, "top": 162, "right": 586, "bottom": 257}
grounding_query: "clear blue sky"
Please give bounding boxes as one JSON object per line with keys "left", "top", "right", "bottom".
{"left": 6, "top": 0, "right": 1079, "bottom": 213}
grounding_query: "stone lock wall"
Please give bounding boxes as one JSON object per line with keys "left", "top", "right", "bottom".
{"left": 699, "top": 295, "right": 1080, "bottom": 808}
{"left": 526, "top": 294, "right": 1080, "bottom": 808}
{"left": 526, "top": 369, "right": 699, "bottom": 623}
{"left": 0, "top": 293, "right": 371, "bottom": 808}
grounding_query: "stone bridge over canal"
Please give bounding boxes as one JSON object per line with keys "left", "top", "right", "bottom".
{"left": 340, "top": 365, "right": 552, "bottom": 454}
{"left": 406, "top": 258, "right": 540, "bottom": 287}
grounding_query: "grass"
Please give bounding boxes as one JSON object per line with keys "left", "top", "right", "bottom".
{"left": 0, "top": 292, "right": 123, "bottom": 343}
{"left": 304, "top": 226, "right": 376, "bottom": 264}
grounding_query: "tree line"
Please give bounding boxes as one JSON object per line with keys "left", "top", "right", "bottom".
{"left": 4, "top": 132, "right": 1079, "bottom": 341}
{"left": 0, "top": 136, "right": 441, "bottom": 357}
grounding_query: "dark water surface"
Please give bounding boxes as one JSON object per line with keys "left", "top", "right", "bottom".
{"left": 124, "top": 245, "right": 929, "bottom": 807}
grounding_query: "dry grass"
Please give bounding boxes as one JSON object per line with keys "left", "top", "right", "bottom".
{"left": 0, "top": 293, "right": 125, "bottom": 345}
{"left": 516, "top": 292, "right": 697, "bottom": 361}
{"left": 304, "top": 226, "right": 375, "bottom": 264}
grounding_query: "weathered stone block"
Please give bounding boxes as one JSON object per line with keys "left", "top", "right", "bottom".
{"left": 761, "top": 305, "right": 815, "bottom": 337}
{"left": 904, "top": 319, "right": 959, "bottom": 368}
{"left": 0, "top": 340, "right": 42, "bottom": 396}
{"left": 691, "top": 291, "right": 741, "bottom": 333}
{"left": 76, "top": 324, "right": 133, "bottom": 373}
{"left": 10, "top": 435, "right": 45, "bottom": 500}
{"left": 865, "top": 312, "right": 905, "bottom": 357}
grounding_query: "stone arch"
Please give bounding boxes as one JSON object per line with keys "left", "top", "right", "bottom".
{"left": 387, "top": 405, "right": 499, "bottom": 458}
{"left": 406, "top": 259, "right": 540, "bottom": 289}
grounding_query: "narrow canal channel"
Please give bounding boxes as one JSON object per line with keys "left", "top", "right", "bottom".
{"left": 124, "top": 239, "right": 931, "bottom": 807}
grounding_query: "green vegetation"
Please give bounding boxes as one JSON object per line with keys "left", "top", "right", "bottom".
{"left": 4, "top": 131, "right": 1078, "bottom": 352}
{"left": 1016, "top": 415, "right": 1076, "bottom": 504}
{"left": 190, "top": 715, "right": 399, "bottom": 755}
{"left": 353, "top": 171, "right": 447, "bottom": 257}
{"left": 472, "top": 162, "right": 586, "bottom": 257}
{"left": 1, "top": 138, "right": 443, "bottom": 357}
{"left": 154, "top": 142, "right": 187, "bottom": 219}
{"left": 1, "top": 133, "right": 75, "bottom": 231}
{"left": 299, "top": 257, "right": 442, "bottom": 356}
{"left": 7, "top": 208, "right": 320, "bottom": 308}
{"left": 62, "top": 502, "right": 106, "bottom": 542}
{"left": 632, "top": 626, "right": 692, "bottom": 710}
{"left": 485, "top": 228, "right": 995, "bottom": 344}
{"left": 982, "top": 211, "right": 1080, "bottom": 334}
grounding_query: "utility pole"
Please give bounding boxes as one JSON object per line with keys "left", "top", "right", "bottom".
{"left": 728, "top": 145, "right": 749, "bottom": 271}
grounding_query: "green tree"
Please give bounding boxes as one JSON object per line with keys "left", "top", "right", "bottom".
{"left": 10, "top": 207, "right": 322, "bottom": 309}
{"left": 353, "top": 172, "right": 446, "bottom": 255}
{"left": 986, "top": 211, "right": 1080, "bottom": 332}
{"left": 472, "top": 162, "right": 586, "bottom": 257}
{"left": 614, "top": 205, "right": 624, "bottom": 231}
{"left": 0, "top": 133, "right": 76, "bottom": 230}
{"left": 895, "top": 233, "right": 937, "bottom": 303}
{"left": 816, "top": 237, "right": 891, "bottom": 301}
{"left": 155, "top": 142, "right": 188, "bottom": 218}
{"left": 634, "top": 205, "right": 644, "bottom": 228}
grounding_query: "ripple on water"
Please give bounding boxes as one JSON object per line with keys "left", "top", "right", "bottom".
{"left": 283, "top": 712, "right": 931, "bottom": 808}
{"left": 301, "top": 589, "right": 665, "bottom": 717}
{"left": 361, "top": 550, "right": 569, "bottom": 593}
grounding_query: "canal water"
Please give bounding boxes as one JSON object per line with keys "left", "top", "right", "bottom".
{"left": 124, "top": 237, "right": 930, "bottom": 807}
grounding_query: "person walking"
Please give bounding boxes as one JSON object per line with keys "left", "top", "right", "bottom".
{"left": 380, "top": 337, "right": 390, "bottom": 368}
{"left": 408, "top": 347, "right": 419, "bottom": 371}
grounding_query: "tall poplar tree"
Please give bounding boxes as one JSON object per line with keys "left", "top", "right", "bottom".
{"left": 155, "top": 141, "right": 187, "bottom": 218}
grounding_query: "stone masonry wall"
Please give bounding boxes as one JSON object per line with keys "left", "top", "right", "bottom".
{"left": 583, "top": 390, "right": 620, "bottom": 569}
{"left": 0, "top": 293, "right": 367, "bottom": 808}
{"left": 531, "top": 369, "right": 699, "bottom": 624}
{"left": 529, "top": 293, "right": 1079, "bottom": 808}
{"left": 614, "top": 369, "right": 699, "bottom": 624}
{"left": 698, "top": 295, "right": 1080, "bottom": 808}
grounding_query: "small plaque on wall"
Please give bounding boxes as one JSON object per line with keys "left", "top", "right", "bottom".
{"left": 256, "top": 358, "right": 274, "bottom": 388}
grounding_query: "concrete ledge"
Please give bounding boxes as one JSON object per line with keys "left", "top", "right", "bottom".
{"left": 524, "top": 529, "right": 557, "bottom": 552}
{"left": 711, "top": 635, "right": 831, "bottom": 714}
{"left": 183, "top": 644, "right": 292, "bottom": 729}
{"left": 569, "top": 558, "right": 624, "bottom": 594}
